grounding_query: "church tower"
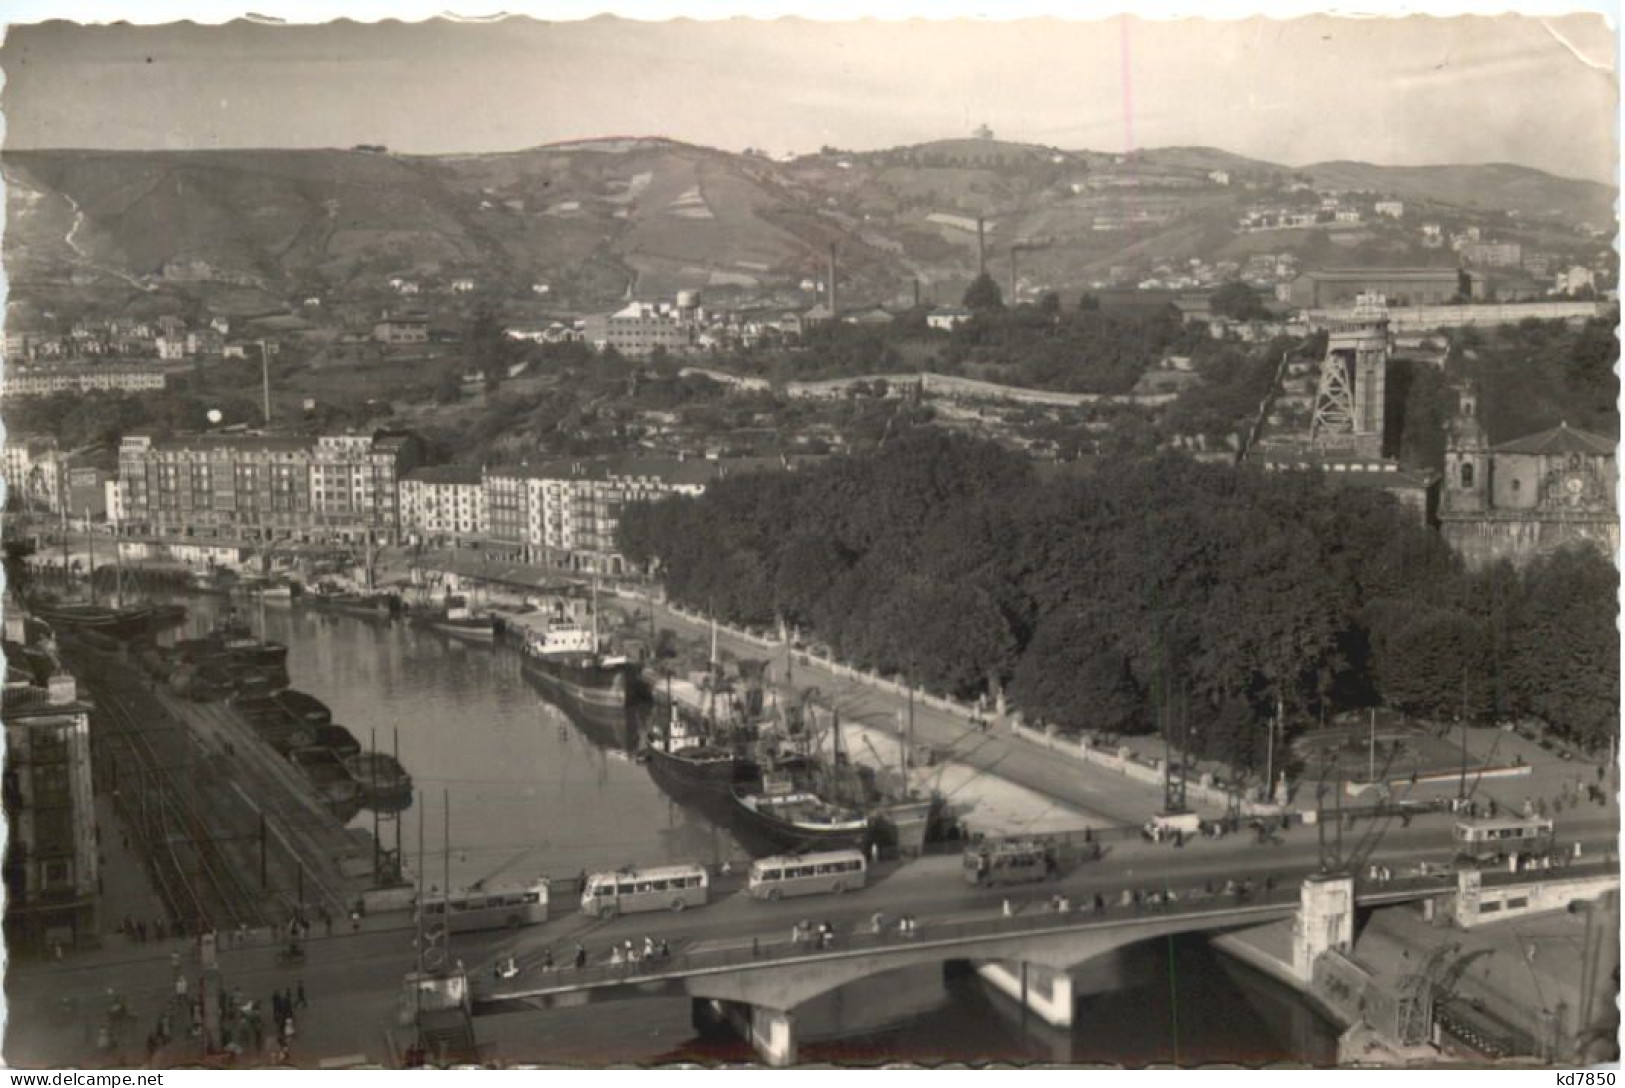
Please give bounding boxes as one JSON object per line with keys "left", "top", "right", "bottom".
{"left": 1443, "top": 382, "right": 1491, "bottom": 515}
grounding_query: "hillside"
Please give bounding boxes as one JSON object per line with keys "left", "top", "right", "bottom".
{"left": 2, "top": 139, "right": 1614, "bottom": 314}
{"left": 1299, "top": 160, "right": 1615, "bottom": 227}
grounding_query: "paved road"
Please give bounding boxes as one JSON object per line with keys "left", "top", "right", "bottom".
{"left": 10, "top": 805, "right": 1614, "bottom": 1068}
{"left": 475, "top": 805, "right": 1621, "bottom": 991}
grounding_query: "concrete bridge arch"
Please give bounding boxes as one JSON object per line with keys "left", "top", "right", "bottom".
{"left": 683, "top": 902, "right": 1298, "bottom": 1065}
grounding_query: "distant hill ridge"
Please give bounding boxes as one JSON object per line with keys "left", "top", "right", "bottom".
{"left": 3, "top": 137, "right": 1613, "bottom": 311}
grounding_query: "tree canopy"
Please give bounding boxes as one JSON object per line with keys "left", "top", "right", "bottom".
{"left": 621, "top": 431, "right": 1619, "bottom": 772}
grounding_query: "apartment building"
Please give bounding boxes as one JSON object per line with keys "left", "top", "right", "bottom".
{"left": 0, "top": 365, "right": 170, "bottom": 399}
{"left": 116, "top": 430, "right": 423, "bottom": 544}
{"left": 2, "top": 637, "right": 98, "bottom": 953}
{"left": 400, "top": 466, "right": 487, "bottom": 545}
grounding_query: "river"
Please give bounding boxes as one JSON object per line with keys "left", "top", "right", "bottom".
{"left": 170, "top": 594, "right": 1340, "bottom": 1065}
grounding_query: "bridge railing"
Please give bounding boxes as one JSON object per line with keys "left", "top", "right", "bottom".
{"left": 480, "top": 877, "right": 1310, "bottom": 1001}
{"left": 480, "top": 860, "right": 1619, "bottom": 1003}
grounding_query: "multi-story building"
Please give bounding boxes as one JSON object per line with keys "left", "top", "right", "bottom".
{"left": 522, "top": 457, "right": 784, "bottom": 574}
{"left": 581, "top": 302, "right": 696, "bottom": 358}
{"left": 372, "top": 313, "right": 429, "bottom": 345}
{"left": 1460, "top": 241, "right": 1523, "bottom": 269}
{"left": 2, "top": 637, "right": 98, "bottom": 952}
{"left": 400, "top": 466, "right": 487, "bottom": 546}
{"left": 3, "top": 436, "right": 64, "bottom": 514}
{"left": 0, "top": 365, "right": 170, "bottom": 399}
{"left": 1290, "top": 268, "right": 1480, "bottom": 309}
{"left": 117, "top": 430, "right": 423, "bottom": 544}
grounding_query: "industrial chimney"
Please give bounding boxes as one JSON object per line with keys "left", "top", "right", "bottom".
{"left": 976, "top": 218, "right": 986, "bottom": 276}
{"left": 827, "top": 243, "right": 838, "bottom": 317}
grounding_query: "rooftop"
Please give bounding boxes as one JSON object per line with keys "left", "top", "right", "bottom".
{"left": 405, "top": 465, "right": 485, "bottom": 486}
{"left": 487, "top": 454, "right": 807, "bottom": 487}
{"left": 1303, "top": 268, "right": 1464, "bottom": 282}
{"left": 1491, "top": 422, "right": 1616, "bottom": 457}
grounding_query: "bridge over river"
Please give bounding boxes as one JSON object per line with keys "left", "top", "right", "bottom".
{"left": 468, "top": 860, "right": 1617, "bottom": 1065}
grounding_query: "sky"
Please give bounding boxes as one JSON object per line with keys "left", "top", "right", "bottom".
{"left": 0, "top": 12, "right": 1617, "bottom": 183}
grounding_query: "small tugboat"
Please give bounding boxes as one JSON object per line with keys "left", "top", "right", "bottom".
{"left": 519, "top": 583, "right": 631, "bottom": 710}
{"left": 643, "top": 701, "right": 757, "bottom": 794}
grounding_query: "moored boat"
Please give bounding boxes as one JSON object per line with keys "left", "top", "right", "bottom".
{"left": 730, "top": 770, "right": 870, "bottom": 852}
{"left": 519, "top": 616, "right": 632, "bottom": 710}
{"left": 30, "top": 599, "right": 159, "bottom": 642}
{"left": 425, "top": 594, "right": 496, "bottom": 642}
{"left": 644, "top": 709, "right": 757, "bottom": 794}
{"left": 289, "top": 746, "right": 361, "bottom": 805}
{"left": 345, "top": 751, "right": 414, "bottom": 802}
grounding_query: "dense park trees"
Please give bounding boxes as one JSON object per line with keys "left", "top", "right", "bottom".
{"left": 620, "top": 431, "right": 1619, "bottom": 776}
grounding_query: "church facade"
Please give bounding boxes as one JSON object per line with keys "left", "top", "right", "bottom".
{"left": 1439, "top": 387, "right": 1618, "bottom": 569}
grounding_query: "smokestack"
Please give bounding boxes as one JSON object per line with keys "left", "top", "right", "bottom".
{"left": 976, "top": 218, "right": 986, "bottom": 276}
{"left": 827, "top": 243, "right": 838, "bottom": 317}
{"left": 912, "top": 278, "right": 921, "bottom": 308}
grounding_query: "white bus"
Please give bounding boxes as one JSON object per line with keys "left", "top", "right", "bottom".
{"left": 747, "top": 850, "right": 868, "bottom": 901}
{"left": 580, "top": 864, "right": 709, "bottom": 918}
{"left": 418, "top": 878, "right": 549, "bottom": 934}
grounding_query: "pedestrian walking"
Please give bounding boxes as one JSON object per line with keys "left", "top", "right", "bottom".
{"left": 659, "top": 939, "right": 670, "bottom": 960}
{"left": 1001, "top": 899, "right": 1012, "bottom": 917}
{"left": 870, "top": 841, "right": 880, "bottom": 866}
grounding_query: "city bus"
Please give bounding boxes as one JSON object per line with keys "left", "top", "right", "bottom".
{"left": 580, "top": 863, "right": 709, "bottom": 918}
{"left": 964, "top": 839, "right": 1052, "bottom": 887}
{"left": 747, "top": 850, "right": 867, "bottom": 901}
{"left": 1452, "top": 816, "right": 1556, "bottom": 865}
{"left": 418, "top": 878, "right": 550, "bottom": 934}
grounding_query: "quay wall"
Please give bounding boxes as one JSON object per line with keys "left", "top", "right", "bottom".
{"left": 623, "top": 589, "right": 1289, "bottom": 819}
{"left": 1006, "top": 719, "right": 1284, "bottom": 818}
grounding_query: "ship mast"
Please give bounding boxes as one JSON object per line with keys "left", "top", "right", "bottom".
{"left": 59, "top": 502, "right": 70, "bottom": 594}
{"left": 85, "top": 509, "right": 97, "bottom": 606}
{"left": 590, "top": 576, "right": 600, "bottom": 653}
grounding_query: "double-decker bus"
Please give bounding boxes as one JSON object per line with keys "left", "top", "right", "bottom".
{"left": 580, "top": 863, "right": 709, "bottom": 918}
{"left": 418, "top": 878, "right": 550, "bottom": 934}
{"left": 747, "top": 850, "right": 867, "bottom": 901}
{"left": 1452, "top": 816, "right": 1555, "bottom": 865}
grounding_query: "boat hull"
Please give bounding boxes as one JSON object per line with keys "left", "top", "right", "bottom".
{"left": 729, "top": 788, "right": 871, "bottom": 852}
{"left": 644, "top": 744, "right": 755, "bottom": 795}
{"left": 431, "top": 619, "right": 495, "bottom": 642}
{"left": 32, "top": 602, "right": 158, "bottom": 642}
{"left": 521, "top": 654, "right": 629, "bottom": 710}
